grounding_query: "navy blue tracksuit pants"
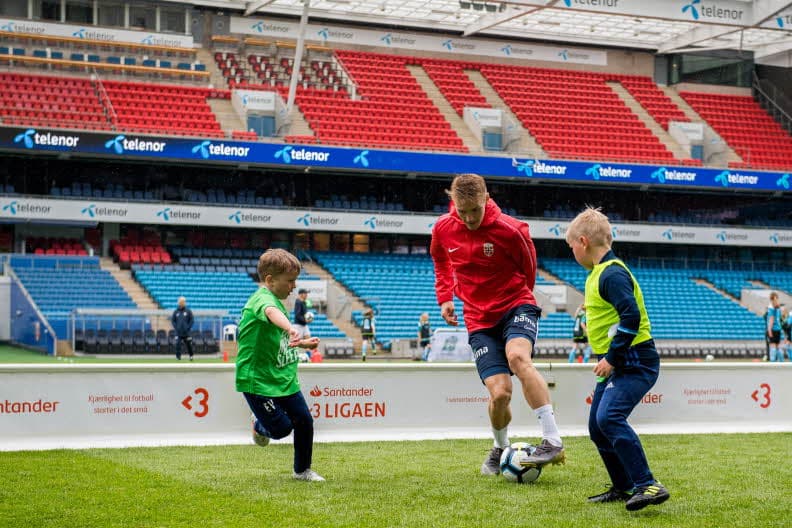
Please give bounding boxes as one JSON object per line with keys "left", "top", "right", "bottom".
{"left": 589, "top": 361, "right": 659, "bottom": 491}
{"left": 244, "top": 391, "right": 314, "bottom": 474}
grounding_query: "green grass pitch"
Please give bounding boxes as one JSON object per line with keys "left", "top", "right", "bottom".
{"left": 1, "top": 433, "right": 789, "bottom": 527}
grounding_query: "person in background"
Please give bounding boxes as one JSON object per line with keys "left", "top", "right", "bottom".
{"left": 568, "top": 304, "right": 592, "bottom": 363}
{"left": 766, "top": 292, "right": 782, "bottom": 362}
{"left": 779, "top": 305, "right": 790, "bottom": 361}
{"left": 361, "top": 308, "right": 376, "bottom": 361}
{"left": 418, "top": 312, "right": 432, "bottom": 361}
{"left": 293, "top": 288, "right": 311, "bottom": 339}
{"left": 171, "top": 296, "right": 194, "bottom": 361}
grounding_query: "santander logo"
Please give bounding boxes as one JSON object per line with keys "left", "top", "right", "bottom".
{"left": 309, "top": 386, "right": 322, "bottom": 397}
{"left": 586, "top": 392, "right": 663, "bottom": 405}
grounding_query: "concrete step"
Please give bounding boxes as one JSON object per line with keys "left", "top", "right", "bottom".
{"left": 286, "top": 104, "right": 315, "bottom": 137}
{"left": 406, "top": 64, "right": 482, "bottom": 153}
{"left": 465, "top": 70, "right": 545, "bottom": 157}
{"left": 100, "top": 257, "right": 160, "bottom": 311}
{"left": 606, "top": 81, "right": 689, "bottom": 160}
{"left": 207, "top": 98, "right": 246, "bottom": 135}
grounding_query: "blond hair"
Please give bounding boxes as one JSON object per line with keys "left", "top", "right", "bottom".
{"left": 445, "top": 173, "right": 487, "bottom": 202}
{"left": 566, "top": 207, "right": 613, "bottom": 248}
{"left": 257, "top": 249, "right": 301, "bottom": 282}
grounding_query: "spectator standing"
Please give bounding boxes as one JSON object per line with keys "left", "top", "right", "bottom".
{"left": 418, "top": 312, "right": 432, "bottom": 361}
{"left": 293, "top": 288, "right": 311, "bottom": 339}
{"left": 171, "top": 296, "right": 194, "bottom": 361}
{"left": 766, "top": 292, "right": 782, "bottom": 362}
{"left": 361, "top": 309, "right": 376, "bottom": 361}
{"left": 568, "top": 304, "right": 592, "bottom": 363}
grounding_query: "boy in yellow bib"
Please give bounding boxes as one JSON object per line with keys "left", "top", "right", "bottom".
{"left": 566, "top": 208, "right": 669, "bottom": 511}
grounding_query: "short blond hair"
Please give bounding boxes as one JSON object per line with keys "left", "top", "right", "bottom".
{"left": 445, "top": 173, "right": 487, "bottom": 202}
{"left": 257, "top": 249, "right": 300, "bottom": 281}
{"left": 566, "top": 207, "right": 613, "bottom": 248}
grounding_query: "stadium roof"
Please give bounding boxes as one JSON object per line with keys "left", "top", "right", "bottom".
{"left": 202, "top": 0, "right": 792, "bottom": 59}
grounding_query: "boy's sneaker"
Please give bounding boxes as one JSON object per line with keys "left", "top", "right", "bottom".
{"left": 587, "top": 486, "right": 633, "bottom": 503}
{"left": 625, "top": 482, "right": 670, "bottom": 511}
{"left": 480, "top": 447, "right": 503, "bottom": 475}
{"left": 293, "top": 469, "right": 326, "bottom": 482}
{"left": 250, "top": 414, "right": 270, "bottom": 447}
{"left": 519, "top": 439, "right": 566, "bottom": 468}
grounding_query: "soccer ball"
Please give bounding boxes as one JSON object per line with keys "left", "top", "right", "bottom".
{"left": 305, "top": 311, "right": 315, "bottom": 323}
{"left": 499, "top": 442, "right": 542, "bottom": 483}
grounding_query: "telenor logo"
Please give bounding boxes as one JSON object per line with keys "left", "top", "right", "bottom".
{"left": 157, "top": 208, "right": 172, "bottom": 221}
{"left": 2, "top": 200, "right": 17, "bottom": 214}
{"left": 72, "top": 28, "right": 86, "bottom": 39}
{"left": 770, "top": 233, "right": 779, "bottom": 244}
{"left": 442, "top": 39, "right": 454, "bottom": 50}
{"left": 318, "top": 28, "right": 329, "bottom": 41}
{"left": 716, "top": 231, "right": 727, "bottom": 243}
{"left": 298, "top": 213, "right": 311, "bottom": 226}
{"left": 14, "top": 129, "right": 35, "bottom": 148}
{"left": 715, "top": 170, "right": 729, "bottom": 187}
{"left": 1, "top": 22, "right": 14, "bottom": 32}
{"left": 275, "top": 146, "right": 293, "bottom": 164}
{"left": 501, "top": 45, "right": 512, "bottom": 56}
{"left": 81, "top": 204, "right": 96, "bottom": 218}
{"left": 192, "top": 141, "right": 249, "bottom": 159}
{"left": 586, "top": 164, "right": 632, "bottom": 181}
{"left": 662, "top": 229, "right": 673, "bottom": 240}
{"left": 353, "top": 150, "right": 369, "bottom": 167}
{"left": 682, "top": 0, "right": 701, "bottom": 20}
{"left": 105, "top": 134, "right": 166, "bottom": 154}
{"left": 548, "top": 224, "right": 563, "bottom": 236}
{"left": 558, "top": 49, "right": 569, "bottom": 61}
{"left": 513, "top": 158, "right": 535, "bottom": 176}
{"left": 14, "top": 128, "right": 80, "bottom": 149}
{"left": 381, "top": 33, "right": 392, "bottom": 45}
{"left": 651, "top": 167, "right": 667, "bottom": 183}
{"left": 229, "top": 211, "right": 242, "bottom": 224}
{"left": 777, "top": 173, "right": 790, "bottom": 189}
{"left": 141, "top": 35, "right": 154, "bottom": 45}
{"left": 364, "top": 217, "right": 377, "bottom": 230}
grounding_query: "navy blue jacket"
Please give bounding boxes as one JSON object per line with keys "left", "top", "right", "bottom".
{"left": 172, "top": 306, "right": 194, "bottom": 337}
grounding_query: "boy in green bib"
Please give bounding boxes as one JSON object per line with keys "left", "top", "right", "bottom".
{"left": 236, "top": 249, "right": 324, "bottom": 482}
{"left": 566, "top": 208, "right": 669, "bottom": 511}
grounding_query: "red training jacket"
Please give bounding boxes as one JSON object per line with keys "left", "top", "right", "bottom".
{"left": 430, "top": 198, "right": 537, "bottom": 333}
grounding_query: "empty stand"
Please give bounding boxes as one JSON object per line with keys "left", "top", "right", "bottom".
{"left": 617, "top": 76, "right": 689, "bottom": 130}
{"left": 104, "top": 79, "right": 226, "bottom": 137}
{"left": 481, "top": 65, "right": 676, "bottom": 163}
{"left": 0, "top": 72, "right": 111, "bottom": 130}
{"left": 421, "top": 60, "right": 490, "bottom": 116}
{"left": 680, "top": 91, "right": 792, "bottom": 170}
{"left": 10, "top": 255, "right": 136, "bottom": 339}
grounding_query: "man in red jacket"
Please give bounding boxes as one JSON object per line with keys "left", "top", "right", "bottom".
{"left": 431, "top": 174, "right": 564, "bottom": 475}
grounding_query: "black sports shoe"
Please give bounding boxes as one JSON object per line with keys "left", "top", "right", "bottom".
{"left": 587, "top": 486, "right": 633, "bottom": 503}
{"left": 480, "top": 447, "right": 503, "bottom": 475}
{"left": 625, "top": 482, "right": 670, "bottom": 511}
{"left": 519, "top": 439, "right": 566, "bottom": 468}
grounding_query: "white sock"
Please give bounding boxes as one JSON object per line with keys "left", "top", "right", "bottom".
{"left": 492, "top": 426, "right": 510, "bottom": 448}
{"left": 535, "top": 404, "right": 562, "bottom": 447}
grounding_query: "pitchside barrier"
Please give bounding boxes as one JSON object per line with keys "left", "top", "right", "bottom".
{"left": 0, "top": 362, "right": 789, "bottom": 451}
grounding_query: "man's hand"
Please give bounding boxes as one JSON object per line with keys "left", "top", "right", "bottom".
{"left": 441, "top": 301, "right": 458, "bottom": 326}
{"left": 299, "top": 337, "right": 320, "bottom": 350}
{"left": 593, "top": 357, "right": 613, "bottom": 379}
